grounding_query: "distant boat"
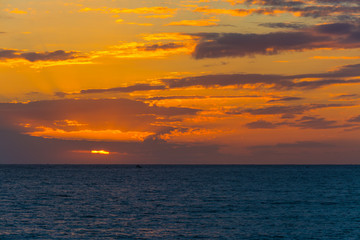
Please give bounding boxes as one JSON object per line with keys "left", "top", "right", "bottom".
{"left": 136, "top": 165, "right": 142, "bottom": 168}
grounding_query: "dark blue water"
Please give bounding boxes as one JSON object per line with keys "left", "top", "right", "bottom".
{"left": 0, "top": 165, "right": 360, "bottom": 239}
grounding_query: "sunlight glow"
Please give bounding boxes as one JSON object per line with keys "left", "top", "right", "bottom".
{"left": 91, "top": 150, "right": 110, "bottom": 155}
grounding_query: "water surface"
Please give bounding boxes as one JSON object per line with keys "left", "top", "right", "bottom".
{"left": 0, "top": 165, "right": 359, "bottom": 239}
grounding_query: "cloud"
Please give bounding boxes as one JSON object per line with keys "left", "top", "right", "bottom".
{"left": 227, "top": 104, "right": 352, "bottom": 118}
{"left": 79, "top": 7, "right": 177, "bottom": 15}
{"left": 137, "top": 43, "right": 186, "bottom": 51}
{"left": 267, "top": 97, "right": 303, "bottom": 103}
{"left": 166, "top": 18, "right": 220, "bottom": 27}
{"left": 79, "top": 6, "right": 178, "bottom": 24}
{"left": 139, "top": 95, "right": 261, "bottom": 101}
{"left": 245, "top": 120, "right": 280, "bottom": 129}
{"left": 0, "top": 49, "right": 85, "bottom": 62}
{"left": 227, "top": 0, "right": 360, "bottom": 19}
{"left": 141, "top": 32, "right": 195, "bottom": 41}
{"left": 292, "top": 79, "right": 360, "bottom": 90}
{"left": 191, "top": 31, "right": 328, "bottom": 59}
{"left": 4, "top": 8, "right": 28, "bottom": 14}
{"left": 0, "top": 98, "right": 199, "bottom": 141}
{"left": 193, "top": 6, "right": 287, "bottom": 17}
{"left": 294, "top": 63, "right": 360, "bottom": 79}
{"left": 163, "top": 73, "right": 293, "bottom": 88}
{"left": 161, "top": 75, "right": 359, "bottom": 91}
{"left": 258, "top": 22, "right": 307, "bottom": 29}
{"left": 311, "top": 56, "right": 360, "bottom": 60}
{"left": 314, "top": 22, "right": 356, "bottom": 35}
{"left": 80, "top": 84, "right": 167, "bottom": 94}
{"left": 333, "top": 94, "right": 359, "bottom": 100}
{"left": 161, "top": 63, "right": 360, "bottom": 90}
{"left": 117, "top": 21, "right": 153, "bottom": 26}
{"left": 249, "top": 141, "right": 334, "bottom": 150}
{"left": 348, "top": 115, "right": 360, "bottom": 122}
{"left": 143, "top": 15, "right": 174, "bottom": 19}
{"left": 0, "top": 128, "right": 227, "bottom": 164}
{"left": 190, "top": 23, "right": 360, "bottom": 59}
{"left": 247, "top": 140, "right": 360, "bottom": 164}
{"left": 245, "top": 115, "right": 356, "bottom": 129}
{"left": 100, "top": 40, "right": 194, "bottom": 59}
{"left": 292, "top": 116, "right": 355, "bottom": 129}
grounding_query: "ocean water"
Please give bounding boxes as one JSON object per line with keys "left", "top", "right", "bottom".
{"left": 0, "top": 165, "right": 360, "bottom": 239}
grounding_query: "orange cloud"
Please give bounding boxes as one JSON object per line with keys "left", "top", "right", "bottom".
{"left": 4, "top": 8, "right": 28, "bottom": 14}
{"left": 166, "top": 18, "right": 220, "bottom": 26}
{"left": 193, "top": 6, "right": 285, "bottom": 16}
{"left": 97, "top": 41, "right": 195, "bottom": 58}
{"left": 312, "top": 56, "right": 360, "bottom": 60}
{"left": 141, "top": 33, "right": 196, "bottom": 41}
{"left": 0, "top": 98, "right": 199, "bottom": 142}
{"left": 143, "top": 15, "right": 174, "bottom": 18}
{"left": 0, "top": 49, "right": 92, "bottom": 68}
{"left": 193, "top": 6, "right": 254, "bottom": 16}
{"left": 79, "top": 7, "right": 177, "bottom": 15}
{"left": 30, "top": 128, "right": 154, "bottom": 142}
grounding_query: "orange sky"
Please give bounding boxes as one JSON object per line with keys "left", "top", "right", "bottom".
{"left": 1, "top": 0, "right": 360, "bottom": 164}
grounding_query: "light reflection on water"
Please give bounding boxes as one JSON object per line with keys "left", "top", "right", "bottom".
{"left": 0, "top": 165, "right": 360, "bottom": 239}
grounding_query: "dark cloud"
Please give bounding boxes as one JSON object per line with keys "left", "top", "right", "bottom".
{"left": 236, "top": 0, "right": 360, "bottom": 19}
{"left": 0, "top": 98, "right": 199, "bottom": 133}
{"left": 292, "top": 79, "right": 360, "bottom": 89}
{"left": 245, "top": 120, "right": 280, "bottom": 129}
{"left": 227, "top": 104, "right": 351, "bottom": 117}
{"left": 245, "top": 115, "right": 355, "bottom": 129}
{"left": 0, "top": 49, "right": 84, "bottom": 62}
{"left": 293, "top": 63, "right": 360, "bottom": 79}
{"left": 71, "top": 63, "right": 360, "bottom": 96}
{"left": 333, "top": 94, "right": 359, "bottom": 100}
{"left": 138, "top": 43, "right": 185, "bottom": 51}
{"left": 192, "top": 32, "right": 330, "bottom": 59}
{"left": 258, "top": 22, "right": 307, "bottom": 29}
{"left": 247, "top": 140, "right": 360, "bottom": 164}
{"left": 161, "top": 63, "right": 360, "bottom": 90}
{"left": 267, "top": 97, "right": 303, "bottom": 103}
{"left": 0, "top": 49, "right": 18, "bottom": 59}
{"left": 315, "top": 22, "right": 355, "bottom": 35}
{"left": 142, "top": 96, "right": 208, "bottom": 100}
{"left": 80, "top": 84, "right": 167, "bottom": 94}
{"left": 239, "top": 0, "right": 304, "bottom": 7}
{"left": 140, "top": 95, "right": 261, "bottom": 101}
{"left": 0, "top": 128, "right": 227, "bottom": 164}
{"left": 249, "top": 141, "right": 334, "bottom": 150}
{"left": 348, "top": 115, "right": 360, "bottom": 123}
{"left": 21, "top": 50, "right": 81, "bottom": 62}
{"left": 54, "top": 92, "right": 67, "bottom": 98}
{"left": 291, "top": 116, "right": 354, "bottom": 129}
{"left": 190, "top": 23, "right": 360, "bottom": 59}
{"left": 163, "top": 73, "right": 294, "bottom": 88}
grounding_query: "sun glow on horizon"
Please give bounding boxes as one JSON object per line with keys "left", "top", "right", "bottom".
{"left": 91, "top": 150, "right": 110, "bottom": 155}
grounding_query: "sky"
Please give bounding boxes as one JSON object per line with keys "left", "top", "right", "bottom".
{"left": 1, "top": 0, "right": 360, "bottom": 164}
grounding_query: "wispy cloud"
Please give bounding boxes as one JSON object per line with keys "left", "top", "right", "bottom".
{"left": 161, "top": 63, "right": 360, "bottom": 90}
{"left": 0, "top": 49, "right": 84, "bottom": 62}
{"left": 227, "top": 104, "right": 353, "bottom": 118}
{"left": 79, "top": 7, "right": 177, "bottom": 15}
{"left": 166, "top": 18, "right": 220, "bottom": 26}
{"left": 226, "top": 0, "right": 360, "bottom": 19}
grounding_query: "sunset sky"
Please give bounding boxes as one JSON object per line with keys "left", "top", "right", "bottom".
{"left": 1, "top": 0, "right": 360, "bottom": 164}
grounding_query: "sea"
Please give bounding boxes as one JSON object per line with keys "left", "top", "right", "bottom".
{"left": 0, "top": 165, "right": 359, "bottom": 239}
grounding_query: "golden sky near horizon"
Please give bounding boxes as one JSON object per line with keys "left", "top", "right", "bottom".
{"left": 1, "top": 0, "right": 360, "bottom": 164}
